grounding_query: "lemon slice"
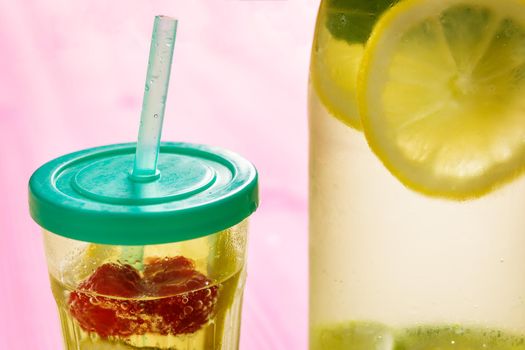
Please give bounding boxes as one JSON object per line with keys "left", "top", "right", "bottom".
{"left": 312, "top": 20, "right": 364, "bottom": 129}
{"left": 359, "top": 0, "right": 525, "bottom": 199}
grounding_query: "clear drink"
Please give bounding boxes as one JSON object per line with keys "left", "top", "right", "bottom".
{"left": 50, "top": 273, "right": 243, "bottom": 350}
{"left": 309, "top": 0, "right": 525, "bottom": 348}
{"left": 44, "top": 224, "right": 247, "bottom": 350}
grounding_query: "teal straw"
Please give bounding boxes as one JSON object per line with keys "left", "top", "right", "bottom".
{"left": 123, "top": 16, "right": 177, "bottom": 268}
{"left": 132, "top": 15, "right": 178, "bottom": 181}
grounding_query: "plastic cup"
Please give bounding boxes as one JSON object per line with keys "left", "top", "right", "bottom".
{"left": 29, "top": 142, "right": 258, "bottom": 350}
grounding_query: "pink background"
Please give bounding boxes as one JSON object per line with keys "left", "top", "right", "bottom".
{"left": 0, "top": 1, "right": 318, "bottom": 349}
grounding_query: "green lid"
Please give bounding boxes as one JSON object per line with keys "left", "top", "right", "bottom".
{"left": 29, "top": 142, "right": 259, "bottom": 245}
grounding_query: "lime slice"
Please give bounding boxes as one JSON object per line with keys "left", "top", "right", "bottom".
{"left": 312, "top": 17, "right": 365, "bottom": 129}
{"left": 396, "top": 325, "right": 525, "bottom": 350}
{"left": 311, "top": 323, "right": 525, "bottom": 350}
{"left": 311, "top": 322, "right": 393, "bottom": 350}
{"left": 359, "top": 0, "right": 525, "bottom": 199}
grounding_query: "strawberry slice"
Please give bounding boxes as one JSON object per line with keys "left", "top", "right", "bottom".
{"left": 68, "top": 264, "right": 146, "bottom": 337}
{"left": 68, "top": 257, "right": 219, "bottom": 338}
{"left": 143, "top": 257, "right": 212, "bottom": 296}
{"left": 68, "top": 292, "right": 148, "bottom": 337}
{"left": 78, "top": 263, "right": 142, "bottom": 298}
{"left": 147, "top": 287, "right": 219, "bottom": 335}
{"left": 143, "top": 257, "right": 219, "bottom": 335}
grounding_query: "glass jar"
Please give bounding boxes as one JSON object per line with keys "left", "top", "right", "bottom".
{"left": 309, "top": 0, "right": 525, "bottom": 348}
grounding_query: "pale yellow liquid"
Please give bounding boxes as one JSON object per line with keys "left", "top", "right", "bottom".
{"left": 50, "top": 271, "right": 244, "bottom": 350}
{"left": 309, "top": 89, "right": 525, "bottom": 330}
{"left": 309, "top": 0, "right": 525, "bottom": 348}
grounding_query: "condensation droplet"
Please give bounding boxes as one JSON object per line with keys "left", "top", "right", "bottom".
{"left": 154, "top": 114, "right": 159, "bottom": 118}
